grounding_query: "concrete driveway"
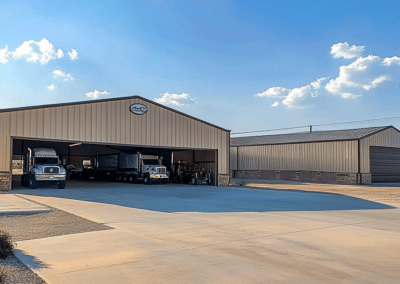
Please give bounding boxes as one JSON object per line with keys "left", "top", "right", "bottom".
{"left": 11, "top": 180, "right": 400, "bottom": 283}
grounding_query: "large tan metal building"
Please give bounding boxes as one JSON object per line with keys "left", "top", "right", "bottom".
{"left": 230, "top": 126, "right": 400, "bottom": 184}
{"left": 0, "top": 96, "right": 230, "bottom": 191}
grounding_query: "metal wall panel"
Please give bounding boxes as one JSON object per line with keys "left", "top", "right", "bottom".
{"left": 360, "top": 128, "right": 400, "bottom": 173}
{"left": 235, "top": 140, "right": 358, "bottom": 173}
{"left": 0, "top": 97, "right": 230, "bottom": 182}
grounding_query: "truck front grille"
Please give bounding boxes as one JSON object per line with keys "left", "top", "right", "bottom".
{"left": 44, "top": 167, "right": 60, "bottom": 174}
{"left": 156, "top": 167, "right": 166, "bottom": 174}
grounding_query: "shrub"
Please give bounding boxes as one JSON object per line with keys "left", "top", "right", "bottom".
{"left": 0, "top": 229, "right": 14, "bottom": 259}
{"left": 0, "top": 265, "right": 8, "bottom": 284}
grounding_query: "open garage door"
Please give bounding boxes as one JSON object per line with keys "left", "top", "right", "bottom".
{"left": 370, "top": 147, "right": 400, "bottom": 183}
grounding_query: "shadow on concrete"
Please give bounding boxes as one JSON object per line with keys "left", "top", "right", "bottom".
{"left": 12, "top": 180, "right": 395, "bottom": 213}
{"left": 13, "top": 249, "right": 49, "bottom": 269}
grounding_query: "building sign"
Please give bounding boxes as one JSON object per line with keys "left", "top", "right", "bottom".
{"left": 129, "top": 103, "right": 148, "bottom": 115}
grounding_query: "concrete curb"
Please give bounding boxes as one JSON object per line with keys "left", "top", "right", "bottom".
{"left": 0, "top": 209, "right": 51, "bottom": 215}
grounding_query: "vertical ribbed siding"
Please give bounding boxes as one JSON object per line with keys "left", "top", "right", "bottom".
{"left": 0, "top": 98, "right": 230, "bottom": 180}
{"left": 0, "top": 113, "right": 11, "bottom": 172}
{"left": 360, "top": 128, "right": 400, "bottom": 173}
{"left": 230, "top": 147, "right": 238, "bottom": 170}
{"left": 235, "top": 140, "right": 358, "bottom": 173}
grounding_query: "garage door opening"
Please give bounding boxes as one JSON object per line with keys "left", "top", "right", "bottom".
{"left": 370, "top": 146, "right": 400, "bottom": 183}
{"left": 11, "top": 138, "right": 217, "bottom": 189}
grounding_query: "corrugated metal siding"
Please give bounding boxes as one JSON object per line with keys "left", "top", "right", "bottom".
{"left": 230, "top": 147, "right": 238, "bottom": 170}
{"left": 0, "top": 98, "right": 230, "bottom": 180}
{"left": 360, "top": 128, "right": 400, "bottom": 173}
{"left": 235, "top": 140, "right": 358, "bottom": 173}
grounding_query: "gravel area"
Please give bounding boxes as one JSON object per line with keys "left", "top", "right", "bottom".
{"left": 0, "top": 206, "right": 112, "bottom": 242}
{"left": 0, "top": 255, "right": 45, "bottom": 284}
{"left": 0, "top": 201, "right": 112, "bottom": 283}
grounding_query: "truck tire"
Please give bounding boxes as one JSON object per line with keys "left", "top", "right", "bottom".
{"left": 191, "top": 177, "right": 197, "bottom": 185}
{"left": 21, "top": 175, "right": 29, "bottom": 187}
{"left": 144, "top": 176, "right": 151, "bottom": 185}
{"left": 123, "top": 176, "right": 128, "bottom": 183}
{"left": 207, "top": 176, "right": 212, "bottom": 185}
{"left": 29, "top": 179, "right": 37, "bottom": 189}
{"left": 129, "top": 176, "right": 134, "bottom": 183}
{"left": 58, "top": 181, "right": 66, "bottom": 189}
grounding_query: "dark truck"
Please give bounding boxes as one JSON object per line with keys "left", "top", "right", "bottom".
{"left": 21, "top": 148, "right": 67, "bottom": 189}
{"left": 93, "top": 152, "right": 169, "bottom": 184}
{"left": 172, "top": 161, "right": 212, "bottom": 185}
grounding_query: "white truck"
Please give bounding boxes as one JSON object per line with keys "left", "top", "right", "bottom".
{"left": 21, "top": 148, "right": 67, "bottom": 189}
{"left": 95, "top": 152, "right": 169, "bottom": 184}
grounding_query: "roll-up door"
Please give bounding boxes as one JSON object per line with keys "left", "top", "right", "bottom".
{"left": 370, "top": 147, "right": 400, "bottom": 182}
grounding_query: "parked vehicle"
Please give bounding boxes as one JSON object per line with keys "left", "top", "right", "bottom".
{"left": 21, "top": 148, "right": 67, "bottom": 189}
{"left": 96, "top": 152, "right": 169, "bottom": 184}
{"left": 172, "top": 161, "right": 212, "bottom": 185}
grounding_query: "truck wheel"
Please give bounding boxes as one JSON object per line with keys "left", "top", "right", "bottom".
{"left": 29, "top": 179, "right": 37, "bottom": 189}
{"left": 58, "top": 181, "right": 66, "bottom": 189}
{"left": 129, "top": 176, "right": 134, "bottom": 183}
{"left": 123, "top": 176, "right": 128, "bottom": 183}
{"left": 144, "top": 176, "right": 151, "bottom": 185}
{"left": 207, "top": 177, "right": 212, "bottom": 185}
{"left": 191, "top": 177, "right": 197, "bottom": 185}
{"left": 21, "top": 175, "right": 28, "bottom": 187}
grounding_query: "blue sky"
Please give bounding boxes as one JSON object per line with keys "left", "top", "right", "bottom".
{"left": 1, "top": 0, "right": 400, "bottom": 135}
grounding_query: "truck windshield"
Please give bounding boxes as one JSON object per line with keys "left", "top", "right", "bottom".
{"left": 143, "top": 159, "right": 160, "bottom": 165}
{"left": 35, "top": 158, "right": 59, "bottom": 165}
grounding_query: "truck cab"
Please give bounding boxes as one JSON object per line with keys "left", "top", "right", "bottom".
{"left": 140, "top": 154, "right": 169, "bottom": 184}
{"left": 21, "top": 148, "right": 67, "bottom": 189}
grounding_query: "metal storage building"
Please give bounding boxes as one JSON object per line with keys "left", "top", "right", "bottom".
{"left": 0, "top": 96, "right": 230, "bottom": 191}
{"left": 230, "top": 126, "right": 400, "bottom": 184}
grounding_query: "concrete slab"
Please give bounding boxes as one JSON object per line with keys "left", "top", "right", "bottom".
{"left": 9, "top": 181, "right": 400, "bottom": 283}
{"left": 0, "top": 193, "right": 50, "bottom": 215}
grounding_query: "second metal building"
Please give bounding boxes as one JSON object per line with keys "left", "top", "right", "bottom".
{"left": 230, "top": 126, "right": 400, "bottom": 184}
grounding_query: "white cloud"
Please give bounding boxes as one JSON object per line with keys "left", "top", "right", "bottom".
{"left": 325, "top": 55, "right": 391, "bottom": 98}
{"left": 85, "top": 90, "right": 110, "bottom": 99}
{"left": 383, "top": 56, "right": 400, "bottom": 66}
{"left": 47, "top": 84, "right": 55, "bottom": 91}
{"left": 67, "top": 49, "right": 78, "bottom": 60}
{"left": 53, "top": 69, "right": 74, "bottom": 81}
{"left": 256, "top": 87, "right": 289, "bottom": 98}
{"left": 56, "top": 48, "right": 64, "bottom": 58}
{"left": 259, "top": 77, "right": 327, "bottom": 107}
{"left": 12, "top": 38, "right": 64, "bottom": 65}
{"left": 0, "top": 45, "right": 11, "bottom": 64}
{"left": 331, "top": 42, "right": 365, "bottom": 59}
{"left": 154, "top": 92, "right": 196, "bottom": 106}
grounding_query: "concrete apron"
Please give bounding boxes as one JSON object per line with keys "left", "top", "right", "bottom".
{"left": 0, "top": 194, "right": 50, "bottom": 215}
{"left": 14, "top": 193, "right": 400, "bottom": 284}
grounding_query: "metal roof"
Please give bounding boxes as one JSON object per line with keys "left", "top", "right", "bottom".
{"left": 230, "top": 126, "right": 397, "bottom": 146}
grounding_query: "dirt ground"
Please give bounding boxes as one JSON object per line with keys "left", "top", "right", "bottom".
{"left": 232, "top": 179, "right": 400, "bottom": 204}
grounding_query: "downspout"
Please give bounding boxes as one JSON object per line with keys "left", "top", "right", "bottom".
{"left": 27, "top": 148, "right": 32, "bottom": 172}
{"left": 358, "top": 139, "right": 361, "bottom": 185}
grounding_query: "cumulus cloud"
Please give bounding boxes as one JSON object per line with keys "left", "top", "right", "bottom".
{"left": 53, "top": 69, "right": 74, "bottom": 81}
{"left": 256, "top": 87, "right": 290, "bottom": 98}
{"left": 0, "top": 45, "right": 11, "bottom": 64}
{"left": 12, "top": 38, "right": 64, "bottom": 65}
{"left": 383, "top": 56, "right": 400, "bottom": 66}
{"left": 154, "top": 92, "right": 196, "bottom": 106}
{"left": 67, "top": 49, "right": 78, "bottom": 60}
{"left": 325, "top": 55, "right": 392, "bottom": 98}
{"left": 258, "top": 77, "right": 327, "bottom": 107}
{"left": 331, "top": 42, "right": 365, "bottom": 59}
{"left": 85, "top": 90, "right": 110, "bottom": 99}
{"left": 47, "top": 84, "right": 55, "bottom": 91}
